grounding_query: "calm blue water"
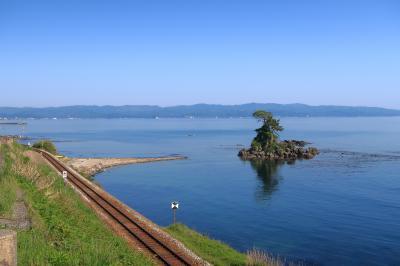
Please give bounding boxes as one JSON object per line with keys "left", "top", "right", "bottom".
{"left": 2, "top": 117, "right": 400, "bottom": 266}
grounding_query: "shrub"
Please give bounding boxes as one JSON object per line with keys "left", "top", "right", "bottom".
{"left": 246, "top": 248, "right": 282, "bottom": 266}
{"left": 251, "top": 140, "right": 262, "bottom": 151}
{"left": 32, "top": 140, "right": 57, "bottom": 155}
{"left": 246, "top": 248, "right": 301, "bottom": 266}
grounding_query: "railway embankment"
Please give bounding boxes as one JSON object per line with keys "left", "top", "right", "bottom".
{"left": 40, "top": 149, "right": 207, "bottom": 265}
{"left": 0, "top": 139, "right": 154, "bottom": 265}
{"left": 1, "top": 138, "right": 286, "bottom": 265}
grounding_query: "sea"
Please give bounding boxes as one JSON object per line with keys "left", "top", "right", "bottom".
{"left": 2, "top": 117, "right": 399, "bottom": 266}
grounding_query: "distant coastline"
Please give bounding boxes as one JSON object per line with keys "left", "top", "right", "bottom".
{"left": 1, "top": 103, "right": 400, "bottom": 119}
{"left": 0, "top": 122, "right": 27, "bottom": 125}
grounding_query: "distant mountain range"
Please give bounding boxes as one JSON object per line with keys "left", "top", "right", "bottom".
{"left": 1, "top": 103, "right": 400, "bottom": 118}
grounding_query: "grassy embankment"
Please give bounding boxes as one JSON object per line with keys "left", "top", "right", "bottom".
{"left": 165, "top": 224, "right": 288, "bottom": 266}
{"left": 0, "top": 142, "right": 154, "bottom": 265}
{"left": 166, "top": 223, "right": 246, "bottom": 265}
{"left": 0, "top": 140, "right": 286, "bottom": 266}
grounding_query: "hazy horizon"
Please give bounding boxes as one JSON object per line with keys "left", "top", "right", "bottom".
{"left": 1, "top": 102, "right": 400, "bottom": 110}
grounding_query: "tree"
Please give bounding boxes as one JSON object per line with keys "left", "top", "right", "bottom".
{"left": 32, "top": 140, "right": 57, "bottom": 155}
{"left": 251, "top": 110, "right": 283, "bottom": 151}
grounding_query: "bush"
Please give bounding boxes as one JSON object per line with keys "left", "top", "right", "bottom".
{"left": 251, "top": 140, "right": 262, "bottom": 151}
{"left": 246, "top": 248, "right": 284, "bottom": 266}
{"left": 32, "top": 140, "right": 57, "bottom": 155}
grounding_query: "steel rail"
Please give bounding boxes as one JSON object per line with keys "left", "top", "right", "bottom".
{"left": 39, "top": 150, "right": 194, "bottom": 266}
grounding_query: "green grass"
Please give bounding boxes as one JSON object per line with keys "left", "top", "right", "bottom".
{"left": 165, "top": 223, "right": 247, "bottom": 266}
{"left": 0, "top": 144, "right": 18, "bottom": 217}
{"left": 2, "top": 141, "right": 267, "bottom": 266}
{"left": 0, "top": 177, "right": 17, "bottom": 217}
{"left": 1, "top": 142, "right": 155, "bottom": 266}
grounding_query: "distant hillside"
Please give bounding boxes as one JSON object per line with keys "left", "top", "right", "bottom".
{"left": 1, "top": 103, "right": 400, "bottom": 118}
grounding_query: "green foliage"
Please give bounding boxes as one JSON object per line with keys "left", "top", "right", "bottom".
{"left": 17, "top": 176, "right": 154, "bottom": 265}
{"left": 165, "top": 223, "right": 246, "bottom": 266}
{"left": 3, "top": 141, "right": 259, "bottom": 265}
{"left": 32, "top": 140, "right": 58, "bottom": 155}
{"left": 252, "top": 110, "right": 284, "bottom": 151}
{"left": 1, "top": 142, "right": 155, "bottom": 266}
{"left": 0, "top": 177, "right": 17, "bottom": 217}
{"left": 0, "top": 144, "right": 18, "bottom": 217}
{"left": 251, "top": 140, "right": 262, "bottom": 151}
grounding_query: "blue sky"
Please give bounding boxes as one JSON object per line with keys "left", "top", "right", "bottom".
{"left": 1, "top": 0, "right": 399, "bottom": 108}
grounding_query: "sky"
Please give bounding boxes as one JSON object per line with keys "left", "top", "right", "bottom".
{"left": 1, "top": 0, "right": 399, "bottom": 108}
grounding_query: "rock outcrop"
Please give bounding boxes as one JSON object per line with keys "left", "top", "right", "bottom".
{"left": 238, "top": 140, "right": 319, "bottom": 161}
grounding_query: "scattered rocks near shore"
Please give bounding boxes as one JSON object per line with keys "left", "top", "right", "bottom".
{"left": 239, "top": 140, "right": 319, "bottom": 161}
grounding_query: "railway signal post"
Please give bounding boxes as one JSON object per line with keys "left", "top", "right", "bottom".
{"left": 171, "top": 201, "right": 179, "bottom": 224}
{"left": 62, "top": 171, "right": 68, "bottom": 183}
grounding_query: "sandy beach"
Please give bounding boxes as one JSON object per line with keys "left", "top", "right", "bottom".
{"left": 62, "top": 156, "right": 187, "bottom": 177}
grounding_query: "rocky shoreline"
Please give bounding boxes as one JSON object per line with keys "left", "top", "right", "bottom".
{"left": 238, "top": 140, "right": 319, "bottom": 161}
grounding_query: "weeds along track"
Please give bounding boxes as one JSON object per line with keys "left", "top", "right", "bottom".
{"left": 39, "top": 150, "right": 197, "bottom": 266}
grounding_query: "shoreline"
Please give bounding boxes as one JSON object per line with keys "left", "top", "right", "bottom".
{"left": 62, "top": 155, "right": 187, "bottom": 177}
{"left": 1, "top": 137, "right": 289, "bottom": 265}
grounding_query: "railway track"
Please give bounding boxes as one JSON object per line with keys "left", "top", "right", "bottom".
{"left": 39, "top": 150, "right": 197, "bottom": 266}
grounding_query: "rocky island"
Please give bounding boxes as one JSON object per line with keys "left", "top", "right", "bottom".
{"left": 239, "top": 110, "right": 319, "bottom": 161}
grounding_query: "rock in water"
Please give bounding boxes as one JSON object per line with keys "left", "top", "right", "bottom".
{"left": 238, "top": 141, "right": 319, "bottom": 161}
{"left": 241, "top": 109, "right": 319, "bottom": 161}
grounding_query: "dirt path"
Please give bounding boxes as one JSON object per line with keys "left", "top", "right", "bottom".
{"left": 11, "top": 189, "right": 31, "bottom": 230}
{"left": 0, "top": 188, "right": 31, "bottom": 230}
{"left": 24, "top": 150, "right": 47, "bottom": 165}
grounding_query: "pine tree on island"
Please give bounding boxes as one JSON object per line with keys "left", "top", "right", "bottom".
{"left": 239, "top": 110, "right": 319, "bottom": 161}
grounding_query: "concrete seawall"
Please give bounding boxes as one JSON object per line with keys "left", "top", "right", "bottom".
{"left": 0, "top": 230, "right": 17, "bottom": 266}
